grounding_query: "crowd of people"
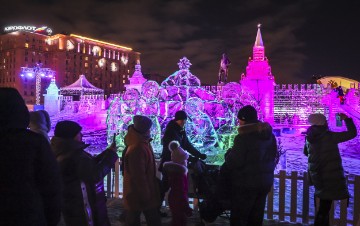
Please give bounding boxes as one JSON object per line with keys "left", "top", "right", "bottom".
{"left": 0, "top": 87, "right": 358, "bottom": 226}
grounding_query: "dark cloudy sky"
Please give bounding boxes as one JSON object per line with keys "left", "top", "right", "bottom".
{"left": 1, "top": 0, "right": 359, "bottom": 85}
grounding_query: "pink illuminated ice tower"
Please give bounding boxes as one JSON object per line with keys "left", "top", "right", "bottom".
{"left": 240, "top": 24, "right": 275, "bottom": 124}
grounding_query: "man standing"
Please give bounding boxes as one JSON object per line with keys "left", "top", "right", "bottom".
{"left": 51, "top": 120, "right": 118, "bottom": 226}
{"left": 223, "top": 105, "right": 277, "bottom": 226}
{"left": 123, "top": 115, "right": 162, "bottom": 226}
{"left": 158, "top": 110, "right": 207, "bottom": 213}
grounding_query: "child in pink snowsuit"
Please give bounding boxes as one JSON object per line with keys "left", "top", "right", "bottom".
{"left": 163, "top": 140, "right": 193, "bottom": 226}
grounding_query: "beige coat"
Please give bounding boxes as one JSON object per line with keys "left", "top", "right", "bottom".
{"left": 123, "top": 126, "right": 160, "bottom": 211}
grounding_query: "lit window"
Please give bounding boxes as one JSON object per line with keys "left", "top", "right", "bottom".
{"left": 122, "top": 80, "right": 125, "bottom": 84}
{"left": 25, "top": 43, "right": 29, "bottom": 48}
{"left": 85, "top": 57, "right": 88, "bottom": 61}
{"left": 109, "top": 84, "right": 112, "bottom": 88}
{"left": 85, "top": 63, "right": 88, "bottom": 67}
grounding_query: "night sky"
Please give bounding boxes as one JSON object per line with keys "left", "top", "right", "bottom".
{"left": 1, "top": 0, "right": 359, "bottom": 85}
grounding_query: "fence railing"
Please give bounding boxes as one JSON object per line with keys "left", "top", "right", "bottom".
{"left": 105, "top": 161, "right": 360, "bottom": 226}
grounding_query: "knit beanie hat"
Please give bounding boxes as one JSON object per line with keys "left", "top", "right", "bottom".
{"left": 133, "top": 115, "right": 152, "bottom": 134}
{"left": 54, "top": 120, "right": 82, "bottom": 139}
{"left": 175, "top": 110, "right": 187, "bottom": 121}
{"left": 308, "top": 113, "right": 327, "bottom": 126}
{"left": 237, "top": 105, "right": 258, "bottom": 123}
{"left": 169, "top": 140, "right": 189, "bottom": 166}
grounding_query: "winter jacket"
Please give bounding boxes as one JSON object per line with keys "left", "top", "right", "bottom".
{"left": 0, "top": 87, "right": 61, "bottom": 226}
{"left": 223, "top": 121, "right": 277, "bottom": 193}
{"left": 123, "top": 126, "right": 161, "bottom": 211}
{"left": 159, "top": 120, "right": 205, "bottom": 172}
{"left": 304, "top": 118, "right": 357, "bottom": 200}
{"left": 163, "top": 162, "right": 192, "bottom": 216}
{"left": 51, "top": 137, "right": 118, "bottom": 226}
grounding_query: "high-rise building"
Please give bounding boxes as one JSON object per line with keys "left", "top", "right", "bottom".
{"left": 0, "top": 26, "right": 140, "bottom": 104}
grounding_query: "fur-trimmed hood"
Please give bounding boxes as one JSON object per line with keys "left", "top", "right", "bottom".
{"left": 237, "top": 121, "right": 273, "bottom": 140}
{"left": 163, "top": 161, "right": 188, "bottom": 175}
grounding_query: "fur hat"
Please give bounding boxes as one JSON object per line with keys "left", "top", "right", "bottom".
{"left": 308, "top": 113, "right": 327, "bottom": 126}
{"left": 169, "top": 140, "right": 189, "bottom": 166}
{"left": 133, "top": 115, "right": 152, "bottom": 134}
{"left": 175, "top": 110, "right": 187, "bottom": 121}
{"left": 54, "top": 120, "right": 82, "bottom": 139}
{"left": 237, "top": 105, "right": 258, "bottom": 123}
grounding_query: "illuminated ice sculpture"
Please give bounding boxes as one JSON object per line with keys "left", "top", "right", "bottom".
{"left": 106, "top": 55, "right": 270, "bottom": 163}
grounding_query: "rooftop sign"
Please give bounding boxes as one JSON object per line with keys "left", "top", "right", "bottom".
{"left": 4, "top": 25, "right": 53, "bottom": 35}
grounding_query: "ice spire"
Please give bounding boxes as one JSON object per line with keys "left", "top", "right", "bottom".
{"left": 253, "top": 24, "right": 265, "bottom": 61}
{"left": 254, "top": 23, "right": 264, "bottom": 47}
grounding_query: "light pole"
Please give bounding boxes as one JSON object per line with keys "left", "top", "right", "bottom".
{"left": 20, "top": 62, "right": 55, "bottom": 106}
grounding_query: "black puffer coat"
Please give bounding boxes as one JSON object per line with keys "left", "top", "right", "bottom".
{"left": 51, "top": 137, "right": 118, "bottom": 226}
{"left": 0, "top": 88, "right": 61, "bottom": 226}
{"left": 304, "top": 118, "right": 357, "bottom": 200}
{"left": 159, "top": 119, "right": 204, "bottom": 172}
{"left": 223, "top": 122, "right": 277, "bottom": 193}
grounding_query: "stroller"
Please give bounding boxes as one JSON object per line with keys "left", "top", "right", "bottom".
{"left": 188, "top": 158, "right": 231, "bottom": 225}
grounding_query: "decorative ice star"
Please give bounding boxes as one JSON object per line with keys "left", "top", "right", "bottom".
{"left": 177, "top": 57, "right": 192, "bottom": 70}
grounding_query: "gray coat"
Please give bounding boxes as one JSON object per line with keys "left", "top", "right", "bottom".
{"left": 304, "top": 118, "right": 357, "bottom": 200}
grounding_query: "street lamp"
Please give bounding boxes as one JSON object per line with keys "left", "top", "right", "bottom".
{"left": 20, "top": 62, "right": 55, "bottom": 105}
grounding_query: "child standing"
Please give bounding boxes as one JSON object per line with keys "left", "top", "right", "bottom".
{"left": 163, "top": 140, "right": 193, "bottom": 226}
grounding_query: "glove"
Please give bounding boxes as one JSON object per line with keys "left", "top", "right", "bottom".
{"left": 199, "top": 153, "right": 207, "bottom": 160}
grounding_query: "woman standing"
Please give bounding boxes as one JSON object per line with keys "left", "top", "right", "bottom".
{"left": 304, "top": 113, "right": 357, "bottom": 226}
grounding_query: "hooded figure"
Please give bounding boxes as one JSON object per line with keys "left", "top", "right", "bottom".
{"left": 29, "top": 110, "right": 52, "bottom": 142}
{"left": 304, "top": 113, "right": 357, "bottom": 225}
{"left": 51, "top": 120, "right": 118, "bottom": 226}
{"left": 223, "top": 105, "right": 277, "bottom": 226}
{"left": 123, "top": 115, "right": 162, "bottom": 226}
{"left": 163, "top": 141, "right": 192, "bottom": 226}
{"left": 0, "top": 88, "right": 61, "bottom": 226}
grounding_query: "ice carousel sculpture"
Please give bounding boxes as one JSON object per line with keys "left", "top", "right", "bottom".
{"left": 107, "top": 57, "right": 259, "bottom": 163}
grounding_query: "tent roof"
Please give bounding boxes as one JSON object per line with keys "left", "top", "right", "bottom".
{"left": 60, "top": 74, "right": 104, "bottom": 95}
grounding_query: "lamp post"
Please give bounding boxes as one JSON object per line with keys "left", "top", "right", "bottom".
{"left": 20, "top": 62, "right": 55, "bottom": 106}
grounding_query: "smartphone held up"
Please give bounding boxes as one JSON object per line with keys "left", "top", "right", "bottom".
{"left": 336, "top": 113, "right": 342, "bottom": 127}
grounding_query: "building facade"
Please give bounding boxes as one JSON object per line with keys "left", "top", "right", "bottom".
{"left": 0, "top": 28, "right": 140, "bottom": 104}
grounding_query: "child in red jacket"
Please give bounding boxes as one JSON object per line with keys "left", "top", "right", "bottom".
{"left": 163, "top": 140, "right": 193, "bottom": 226}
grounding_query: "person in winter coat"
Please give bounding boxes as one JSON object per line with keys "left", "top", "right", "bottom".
{"left": 159, "top": 110, "right": 207, "bottom": 213}
{"left": 0, "top": 88, "right": 62, "bottom": 226}
{"left": 29, "top": 109, "right": 52, "bottom": 142}
{"left": 304, "top": 113, "right": 357, "bottom": 226}
{"left": 163, "top": 140, "right": 193, "bottom": 226}
{"left": 51, "top": 120, "right": 118, "bottom": 226}
{"left": 123, "top": 115, "right": 162, "bottom": 226}
{"left": 223, "top": 105, "right": 277, "bottom": 226}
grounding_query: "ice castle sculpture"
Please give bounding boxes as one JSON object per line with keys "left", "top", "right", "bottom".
{"left": 240, "top": 24, "right": 275, "bottom": 124}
